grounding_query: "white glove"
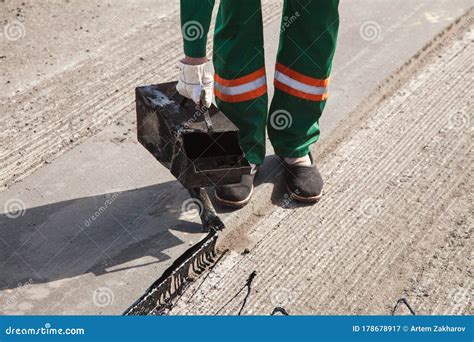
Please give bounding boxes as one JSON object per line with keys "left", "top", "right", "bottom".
{"left": 176, "top": 61, "right": 214, "bottom": 108}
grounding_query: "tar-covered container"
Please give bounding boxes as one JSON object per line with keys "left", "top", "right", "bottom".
{"left": 136, "top": 82, "right": 251, "bottom": 188}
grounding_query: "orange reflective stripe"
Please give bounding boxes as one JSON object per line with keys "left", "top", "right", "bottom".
{"left": 274, "top": 80, "right": 328, "bottom": 102}
{"left": 214, "top": 67, "right": 267, "bottom": 102}
{"left": 276, "top": 63, "right": 329, "bottom": 87}
{"left": 214, "top": 84, "right": 267, "bottom": 103}
{"left": 214, "top": 67, "right": 266, "bottom": 87}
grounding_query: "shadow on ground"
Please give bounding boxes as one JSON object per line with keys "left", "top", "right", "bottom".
{"left": 0, "top": 155, "right": 289, "bottom": 292}
{"left": 0, "top": 181, "right": 203, "bottom": 291}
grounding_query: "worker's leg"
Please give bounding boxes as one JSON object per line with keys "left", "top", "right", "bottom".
{"left": 212, "top": 0, "right": 266, "bottom": 208}
{"left": 213, "top": 0, "right": 267, "bottom": 166}
{"left": 269, "top": 0, "right": 339, "bottom": 202}
{"left": 268, "top": 0, "right": 339, "bottom": 159}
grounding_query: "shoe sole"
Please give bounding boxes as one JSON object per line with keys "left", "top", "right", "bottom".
{"left": 287, "top": 186, "right": 322, "bottom": 203}
{"left": 214, "top": 186, "right": 254, "bottom": 209}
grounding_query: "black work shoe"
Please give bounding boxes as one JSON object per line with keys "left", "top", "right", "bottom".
{"left": 215, "top": 166, "right": 259, "bottom": 208}
{"left": 283, "top": 154, "right": 323, "bottom": 203}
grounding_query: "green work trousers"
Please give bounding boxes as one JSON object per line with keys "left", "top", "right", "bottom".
{"left": 181, "top": 0, "right": 339, "bottom": 165}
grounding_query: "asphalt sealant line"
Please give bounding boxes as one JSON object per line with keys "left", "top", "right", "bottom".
{"left": 392, "top": 298, "right": 416, "bottom": 316}
{"left": 184, "top": 249, "right": 230, "bottom": 304}
{"left": 215, "top": 271, "right": 257, "bottom": 316}
{"left": 123, "top": 231, "right": 218, "bottom": 315}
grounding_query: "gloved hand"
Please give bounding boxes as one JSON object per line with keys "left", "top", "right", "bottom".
{"left": 176, "top": 60, "right": 214, "bottom": 108}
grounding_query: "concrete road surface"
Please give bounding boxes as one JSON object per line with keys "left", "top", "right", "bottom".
{"left": 0, "top": 0, "right": 472, "bottom": 314}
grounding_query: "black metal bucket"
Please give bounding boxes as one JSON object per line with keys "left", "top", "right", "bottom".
{"left": 136, "top": 82, "right": 251, "bottom": 188}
